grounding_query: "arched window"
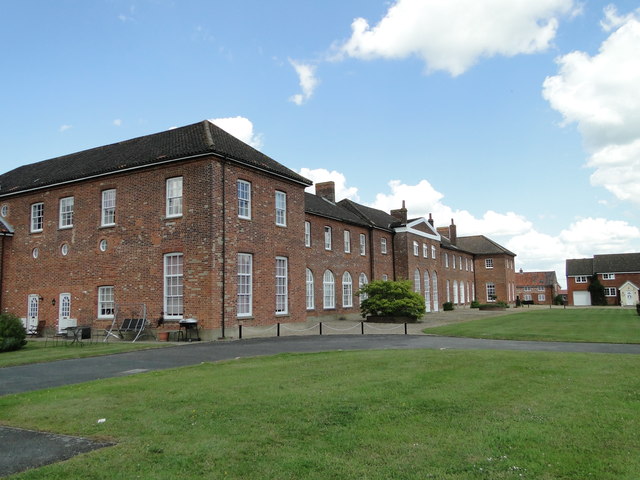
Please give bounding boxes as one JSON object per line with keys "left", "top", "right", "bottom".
{"left": 358, "top": 273, "right": 369, "bottom": 304}
{"left": 432, "top": 272, "right": 439, "bottom": 312}
{"left": 453, "top": 280, "right": 459, "bottom": 304}
{"left": 414, "top": 268, "right": 421, "bottom": 293}
{"left": 323, "top": 270, "right": 335, "bottom": 309}
{"left": 306, "top": 269, "right": 314, "bottom": 310}
{"left": 342, "top": 272, "right": 353, "bottom": 308}
{"left": 424, "top": 270, "right": 431, "bottom": 313}
{"left": 460, "top": 281, "right": 465, "bottom": 304}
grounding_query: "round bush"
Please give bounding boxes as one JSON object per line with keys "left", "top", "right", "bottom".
{"left": 0, "top": 313, "right": 27, "bottom": 352}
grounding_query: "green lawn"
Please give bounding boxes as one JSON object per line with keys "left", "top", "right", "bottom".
{"left": 2, "top": 349, "right": 640, "bottom": 479}
{"left": 425, "top": 307, "right": 640, "bottom": 343}
{"left": 0, "top": 340, "right": 169, "bottom": 368}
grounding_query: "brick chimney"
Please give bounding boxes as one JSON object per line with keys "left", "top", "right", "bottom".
{"left": 449, "top": 218, "right": 457, "bottom": 245}
{"left": 428, "top": 213, "right": 434, "bottom": 227}
{"left": 390, "top": 200, "right": 408, "bottom": 224}
{"left": 315, "top": 181, "right": 335, "bottom": 202}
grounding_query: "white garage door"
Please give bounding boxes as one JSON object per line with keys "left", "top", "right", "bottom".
{"left": 573, "top": 291, "right": 591, "bottom": 306}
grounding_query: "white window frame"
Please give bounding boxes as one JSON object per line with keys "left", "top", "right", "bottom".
{"left": 414, "top": 269, "right": 421, "bottom": 293}
{"left": 275, "top": 191, "right": 287, "bottom": 226}
{"left": 59, "top": 196, "right": 74, "bottom": 228}
{"left": 237, "top": 253, "right": 252, "bottom": 317}
{"left": 305, "top": 221, "right": 311, "bottom": 247}
{"left": 358, "top": 273, "right": 369, "bottom": 304}
{"left": 381, "top": 238, "right": 387, "bottom": 254}
{"left": 163, "top": 253, "right": 184, "bottom": 319}
{"left": 453, "top": 280, "right": 459, "bottom": 304}
{"left": 452, "top": 255, "right": 456, "bottom": 269}
{"left": 604, "top": 287, "right": 617, "bottom": 297}
{"left": 413, "top": 241, "right": 419, "bottom": 256}
{"left": 575, "top": 276, "right": 588, "bottom": 284}
{"left": 524, "top": 294, "right": 532, "bottom": 301}
{"left": 275, "top": 257, "right": 288, "bottom": 314}
{"left": 342, "top": 272, "right": 353, "bottom": 308}
{"left": 524, "top": 286, "right": 531, "bottom": 292}
{"left": 344, "top": 230, "right": 351, "bottom": 253}
{"left": 101, "top": 189, "right": 116, "bottom": 226}
{"left": 323, "top": 270, "right": 335, "bottom": 309}
{"left": 444, "top": 253, "right": 449, "bottom": 268}
{"left": 423, "top": 243, "right": 428, "bottom": 258}
{"left": 602, "top": 273, "right": 616, "bottom": 280}
{"left": 306, "top": 269, "right": 315, "bottom": 310}
{"left": 537, "top": 286, "right": 545, "bottom": 291}
{"left": 324, "top": 226, "right": 332, "bottom": 250}
{"left": 237, "top": 180, "right": 251, "bottom": 219}
{"left": 431, "top": 245, "right": 436, "bottom": 259}
{"left": 166, "top": 177, "right": 183, "bottom": 218}
{"left": 98, "top": 286, "right": 115, "bottom": 319}
{"left": 359, "top": 234, "right": 366, "bottom": 256}
{"left": 538, "top": 294, "right": 546, "bottom": 302}
{"left": 486, "top": 282, "right": 496, "bottom": 302}
{"left": 485, "top": 258, "right": 494, "bottom": 269}
{"left": 31, "top": 202, "right": 44, "bottom": 233}
{"left": 459, "top": 256, "right": 462, "bottom": 270}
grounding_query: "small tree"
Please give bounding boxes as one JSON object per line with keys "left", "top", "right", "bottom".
{"left": 0, "top": 313, "right": 27, "bottom": 353}
{"left": 588, "top": 276, "right": 607, "bottom": 306}
{"left": 358, "top": 280, "right": 425, "bottom": 320}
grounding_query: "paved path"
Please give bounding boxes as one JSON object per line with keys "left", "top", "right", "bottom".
{"left": 3, "top": 334, "right": 640, "bottom": 396}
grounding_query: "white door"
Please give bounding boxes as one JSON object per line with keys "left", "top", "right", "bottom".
{"left": 27, "top": 294, "right": 39, "bottom": 332}
{"left": 573, "top": 291, "right": 591, "bottom": 306}
{"left": 58, "top": 293, "right": 75, "bottom": 332}
{"left": 625, "top": 290, "right": 634, "bottom": 306}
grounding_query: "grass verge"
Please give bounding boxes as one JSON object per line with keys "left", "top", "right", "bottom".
{"left": 425, "top": 307, "right": 640, "bottom": 343}
{"left": 1, "top": 349, "right": 640, "bottom": 479}
{"left": 0, "top": 341, "right": 169, "bottom": 368}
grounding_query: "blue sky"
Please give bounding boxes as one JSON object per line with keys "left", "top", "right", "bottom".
{"left": 2, "top": 0, "right": 640, "bottom": 287}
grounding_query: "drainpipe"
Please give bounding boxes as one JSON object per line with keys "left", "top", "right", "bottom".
{"left": 220, "top": 160, "right": 227, "bottom": 339}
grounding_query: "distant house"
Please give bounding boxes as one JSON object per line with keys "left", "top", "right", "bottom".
{"left": 566, "top": 253, "right": 640, "bottom": 306}
{"left": 515, "top": 270, "right": 561, "bottom": 305}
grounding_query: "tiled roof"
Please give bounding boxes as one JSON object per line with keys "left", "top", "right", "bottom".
{"left": 338, "top": 199, "right": 400, "bottom": 230}
{"left": 305, "top": 193, "right": 369, "bottom": 226}
{"left": 455, "top": 235, "right": 516, "bottom": 256}
{"left": 0, "top": 120, "right": 311, "bottom": 196}
{"left": 515, "top": 271, "right": 558, "bottom": 287}
{"left": 565, "top": 258, "right": 594, "bottom": 276}
{"left": 593, "top": 253, "right": 640, "bottom": 273}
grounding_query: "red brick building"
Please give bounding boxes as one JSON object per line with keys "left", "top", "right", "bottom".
{"left": 515, "top": 270, "right": 561, "bottom": 305}
{"left": 0, "top": 121, "right": 519, "bottom": 338}
{"left": 0, "top": 121, "right": 312, "bottom": 338}
{"left": 566, "top": 253, "right": 640, "bottom": 306}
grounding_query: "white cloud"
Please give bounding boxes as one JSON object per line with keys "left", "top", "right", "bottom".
{"left": 335, "top": 0, "right": 577, "bottom": 76}
{"left": 298, "top": 168, "right": 359, "bottom": 201}
{"left": 59, "top": 124, "right": 72, "bottom": 132}
{"left": 113, "top": 119, "right": 122, "bottom": 127}
{"left": 543, "top": 8, "right": 640, "bottom": 204}
{"left": 600, "top": 4, "right": 640, "bottom": 32}
{"left": 208, "top": 116, "right": 264, "bottom": 149}
{"left": 289, "top": 59, "right": 319, "bottom": 105}
{"left": 369, "top": 179, "right": 531, "bottom": 237}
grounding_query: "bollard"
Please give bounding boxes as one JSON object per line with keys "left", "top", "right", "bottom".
{"left": 361, "top": 321, "right": 364, "bottom": 335}
{"left": 238, "top": 324, "right": 242, "bottom": 339}
{"left": 319, "top": 322, "right": 323, "bottom": 335}
{"left": 404, "top": 323, "right": 407, "bottom": 335}
{"left": 277, "top": 323, "right": 280, "bottom": 337}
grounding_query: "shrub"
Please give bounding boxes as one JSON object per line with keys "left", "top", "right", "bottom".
{"left": 0, "top": 313, "right": 27, "bottom": 352}
{"left": 443, "top": 302, "right": 454, "bottom": 311}
{"left": 358, "top": 280, "right": 425, "bottom": 320}
{"left": 588, "top": 276, "right": 607, "bottom": 306}
{"left": 470, "top": 300, "right": 480, "bottom": 309}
